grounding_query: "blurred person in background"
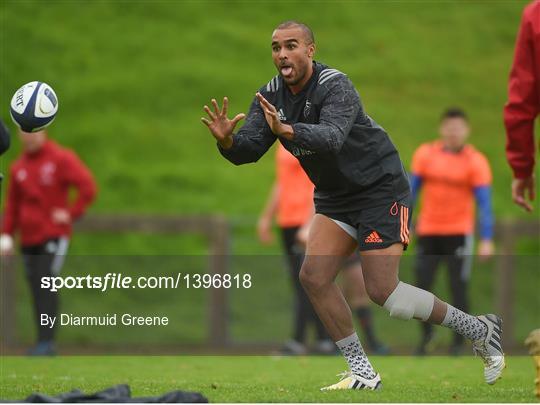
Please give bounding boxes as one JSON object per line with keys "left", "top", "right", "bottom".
{"left": 258, "top": 143, "right": 328, "bottom": 355}
{"left": 0, "top": 129, "right": 97, "bottom": 355}
{"left": 258, "top": 143, "right": 388, "bottom": 355}
{"left": 0, "top": 119, "right": 11, "bottom": 200}
{"left": 504, "top": 0, "right": 539, "bottom": 213}
{"left": 0, "top": 119, "right": 11, "bottom": 156}
{"left": 410, "top": 108, "right": 494, "bottom": 356}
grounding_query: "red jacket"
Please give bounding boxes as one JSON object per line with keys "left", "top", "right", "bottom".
{"left": 504, "top": 0, "right": 540, "bottom": 179}
{"left": 2, "top": 139, "right": 97, "bottom": 246}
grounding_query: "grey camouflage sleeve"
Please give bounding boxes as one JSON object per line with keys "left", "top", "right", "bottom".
{"left": 218, "top": 96, "right": 277, "bottom": 165}
{"left": 292, "top": 74, "right": 360, "bottom": 154}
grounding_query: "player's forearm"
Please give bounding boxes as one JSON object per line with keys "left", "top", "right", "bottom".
{"left": 69, "top": 180, "right": 97, "bottom": 219}
{"left": 505, "top": 122, "right": 536, "bottom": 178}
{"left": 218, "top": 97, "right": 277, "bottom": 165}
{"left": 504, "top": 11, "right": 539, "bottom": 178}
{"left": 218, "top": 131, "right": 276, "bottom": 165}
{"left": 474, "top": 186, "right": 494, "bottom": 240}
{"left": 69, "top": 196, "right": 94, "bottom": 220}
{"left": 1, "top": 219, "right": 16, "bottom": 236}
{"left": 291, "top": 121, "right": 350, "bottom": 153}
{"left": 290, "top": 86, "right": 359, "bottom": 153}
{"left": 217, "top": 137, "right": 233, "bottom": 150}
{"left": 218, "top": 137, "right": 261, "bottom": 165}
{"left": 1, "top": 208, "right": 18, "bottom": 235}
{"left": 504, "top": 81, "right": 537, "bottom": 179}
{"left": 274, "top": 124, "right": 294, "bottom": 141}
{"left": 259, "top": 183, "right": 279, "bottom": 221}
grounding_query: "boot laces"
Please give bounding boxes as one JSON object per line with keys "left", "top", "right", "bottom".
{"left": 336, "top": 370, "right": 352, "bottom": 381}
{"left": 473, "top": 341, "right": 494, "bottom": 367}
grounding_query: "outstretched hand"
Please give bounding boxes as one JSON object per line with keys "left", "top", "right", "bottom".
{"left": 255, "top": 93, "right": 294, "bottom": 140}
{"left": 201, "top": 97, "right": 245, "bottom": 149}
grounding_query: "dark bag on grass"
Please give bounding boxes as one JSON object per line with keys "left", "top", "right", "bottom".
{"left": 3, "top": 384, "right": 208, "bottom": 403}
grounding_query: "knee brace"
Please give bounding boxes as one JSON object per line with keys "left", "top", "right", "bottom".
{"left": 383, "top": 281, "right": 434, "bottom": 321}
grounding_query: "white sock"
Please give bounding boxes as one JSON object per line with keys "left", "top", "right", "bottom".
{"left": 442, "top": 304, "right": 487, "bottom": 341}
{"left": 336, "top": 332, "right": 376, "bottom": 379}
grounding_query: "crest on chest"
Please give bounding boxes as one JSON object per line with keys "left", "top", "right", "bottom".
{"left": 40, "top": 161, "right": 57, "bottom": 185}
{"left": 303, "top": 100, "right": 312, "bottom": 118}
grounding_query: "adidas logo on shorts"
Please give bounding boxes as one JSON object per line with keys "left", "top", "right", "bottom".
{"left": 365, "top": 231, "right": 383, "bottom": 243}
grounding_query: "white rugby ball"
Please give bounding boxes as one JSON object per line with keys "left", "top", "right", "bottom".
{"left": 10, "top": 81, "right": 58, "bottom": 132}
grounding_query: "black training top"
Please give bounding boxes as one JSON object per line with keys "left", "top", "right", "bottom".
{"left": 218, "top": 61, "right": 411, "bottom": 213}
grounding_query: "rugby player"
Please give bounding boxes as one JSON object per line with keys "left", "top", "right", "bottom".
{"left": 202, "top": 21, "right": 504, "bottom": 390}
{"left": 0, "top": 129, "right": 97, "bottom": 355}
{"left": 411, "top": 108, "right": 495, "bottom": 356}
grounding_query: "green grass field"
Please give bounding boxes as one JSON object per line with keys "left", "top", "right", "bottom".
{"left": 0, "top": 356, "right": 536, "bottom": 402}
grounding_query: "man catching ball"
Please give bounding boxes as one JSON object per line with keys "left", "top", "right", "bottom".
{"left": 202, "top": 21, "right": 504, "bottom": 390}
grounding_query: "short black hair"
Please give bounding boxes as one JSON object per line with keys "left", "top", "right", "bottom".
{"left": 274, "top": 20, "right": 315, "bottom": 45}
{"left": 441, "top": 107, "right": 468, "bottom": 122}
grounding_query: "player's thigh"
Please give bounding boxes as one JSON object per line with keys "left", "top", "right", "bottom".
{"left": 306, "top": 214, "right": 357, "bottom": 256}
{"left": 359, "top": 243, "right": 403, "bottom": 305}
{"left": 301, "top": 214, "right": 357, "bottom": 283}
{"left": 342, "top": 259, "right": 369, "bottom": 305}
{"left": 355, "top": 198, "right": 410, "bottom": 303}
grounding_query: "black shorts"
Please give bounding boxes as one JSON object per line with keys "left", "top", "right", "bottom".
{"left": 317, "top": 196, "right": 412, "bottom": 251}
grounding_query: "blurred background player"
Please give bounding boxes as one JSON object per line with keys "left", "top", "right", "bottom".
{"left": 410, "top": 108, "right": 495, "bottom": 355}
{"left": 0, "top": 119, "right": 11, "bottom": 203}
{"left": 258, "top": 143, "right": 388, "bottom": 355}
{"left": 257, "top": 143, "right": 328, "bottom": 355}
{"left": 0, "top": 119, "right": 11, "bottom": 156}
{"left": 0, "top": 129, "right": 97, "bottom": 355}
{"left": 504, "top": 0, "right": 539, "bottom": 213}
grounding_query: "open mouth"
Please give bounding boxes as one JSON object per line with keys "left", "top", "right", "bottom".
{"left": 280, "top": 65, "right": 293, "bottom": 77}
